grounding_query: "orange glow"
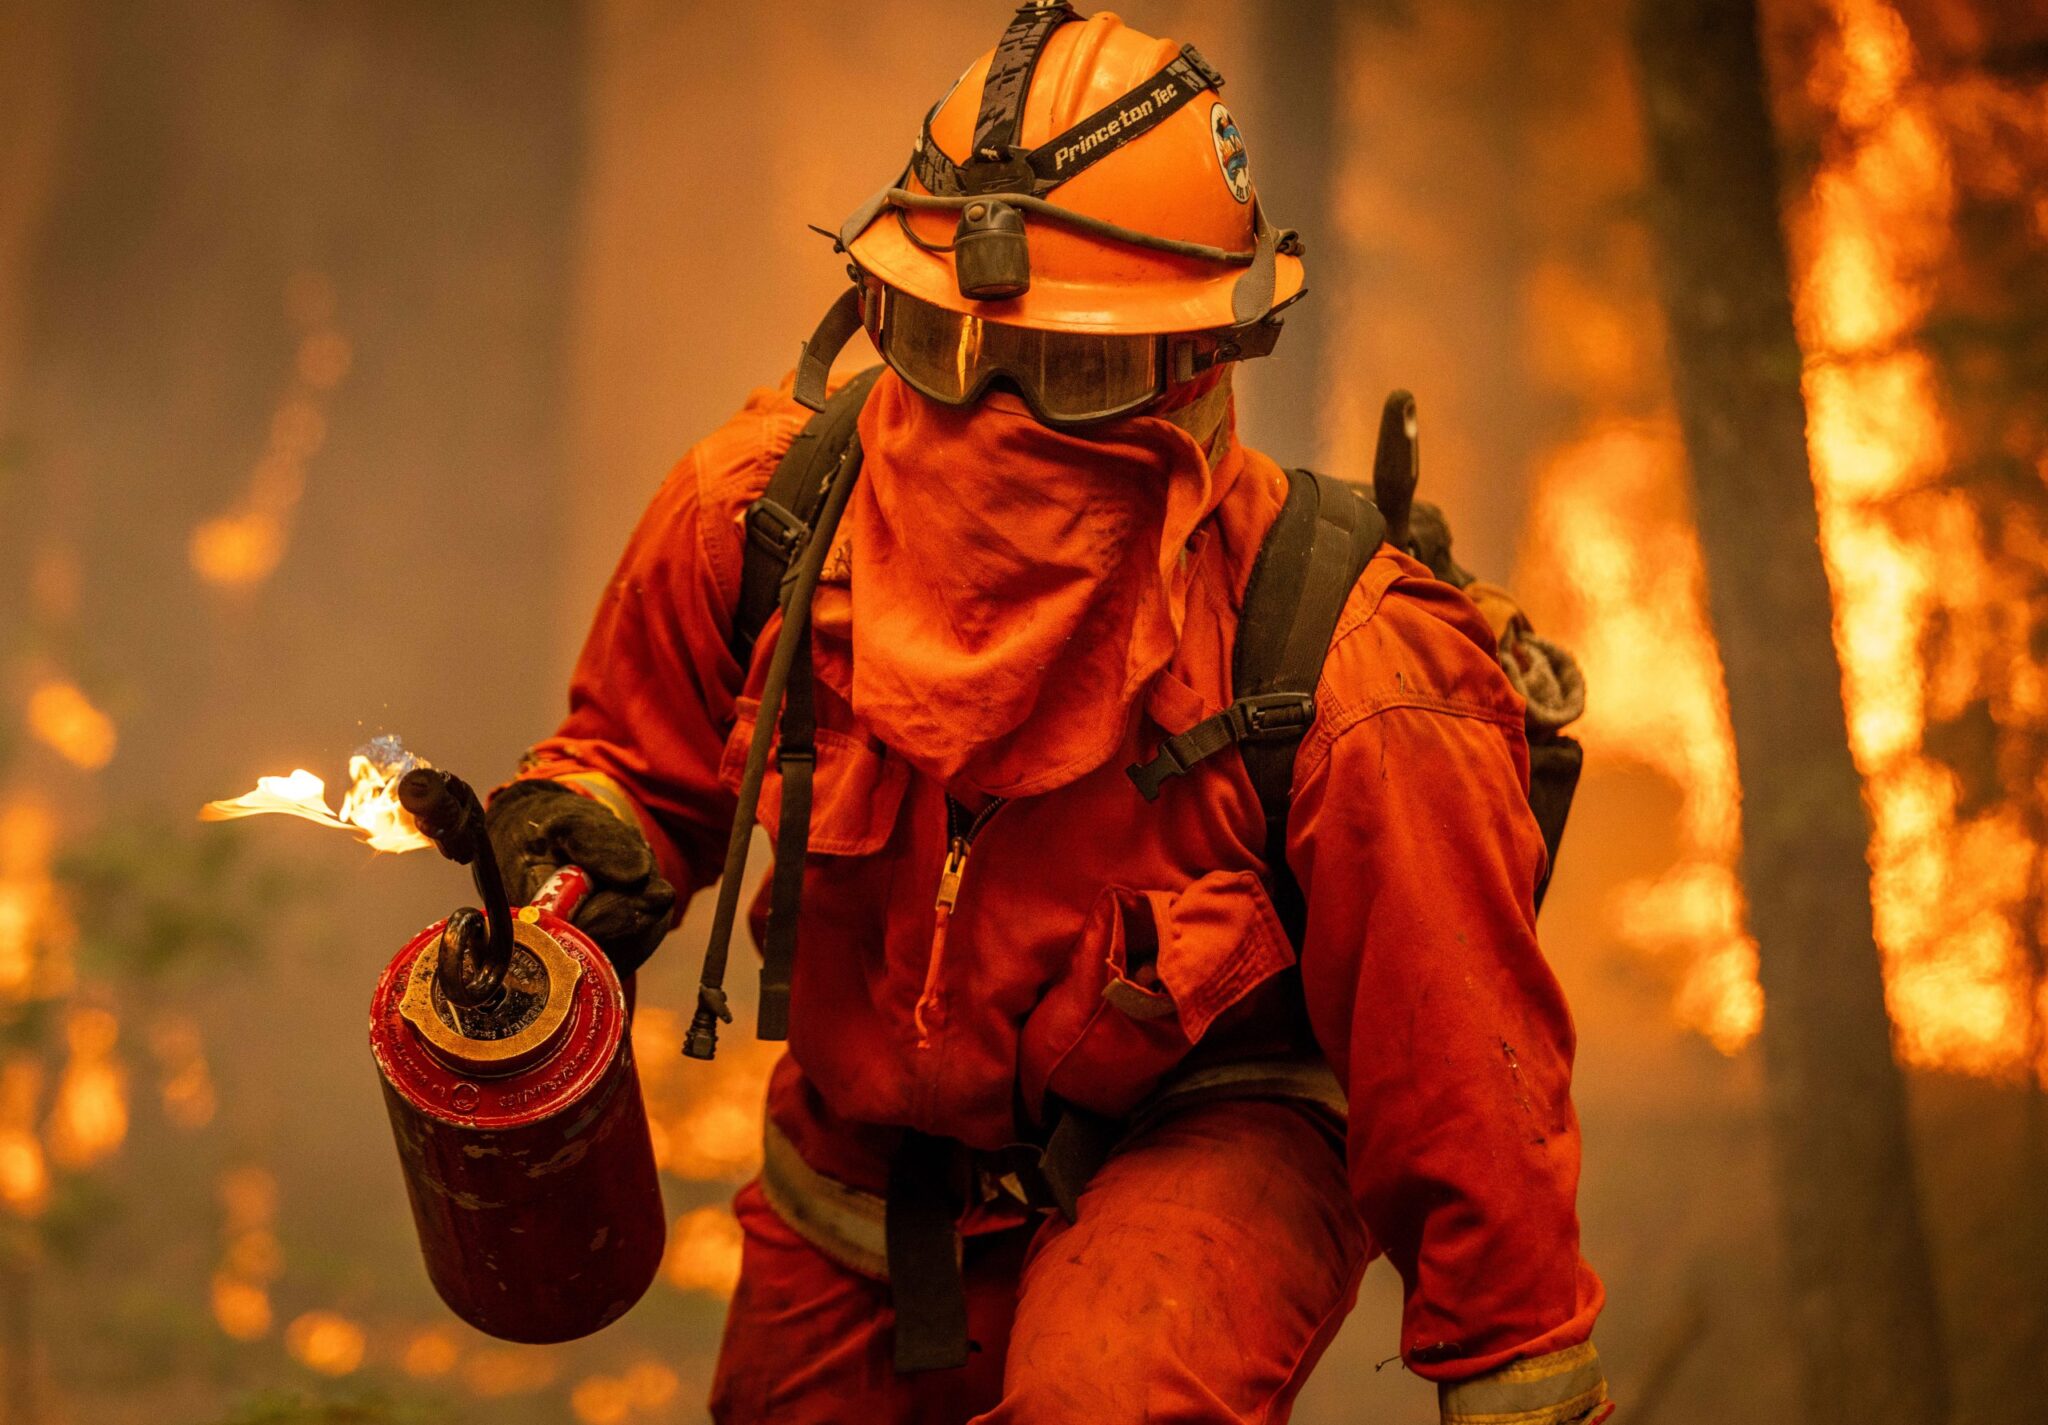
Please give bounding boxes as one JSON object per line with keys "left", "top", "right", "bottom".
{"left": 149, "top": 1015, "right": 218, "bottom": 1130}
{"left": 662, "top": 1205, "right": 744, "bottom": 1299}
{"left": 0, "top": 797, "right": 71, "bottom": 1000}
{"left": 25, "top": 679, "right": 117, "bottom": 770}
{"left": 200, "top": 741, "right": 434, "bottom": 854}
{"left": 0, "top": 1058, "right": 49, "bottom": 1217}
{"left": 192, "top": 271, "right": 349, "bottom": 590}
{"left": 213, "top": 1164, "right": 283, "bottom": 1342}
{"left": 1787, "top": 0, "right": 2043, "bottom": 1083}
{"left": 190, "top": 512, "right": 288, "bottom": 589}
{"left": 460, "top": 1346, "right": 561, "bottom": 1398}
{"left": 285, "top": 1310, "right": 367, "bottom": 1376}
{"left": 401, "top": 1326, "right": 462, "bottom": 1378}
{"left": 210, "top": 1272, "right": 273, "bottom": 1341}
{"left": 571, "top": 1375, "right": 635, "bottom": 1425}
{"left": 1524, "top": 0, "right": 2048, "bottom": 1076}
{"left": 44, "top": 1006, "right": 128, "bottom": 1168}
{"left": 634, "top": 1006, "right": 779, "bottom": 1182}
{"left": 218, "top": 1163, "right": 279, "bottom": 1228}
{"left": 1521, "top": 421, "right": 1755, "bottom": 1049}
{"left": 624, "top": 1360, "right": 681, "bottom": 1409}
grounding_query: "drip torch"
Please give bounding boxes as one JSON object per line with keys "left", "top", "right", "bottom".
{"left": 368, "top": 768, "right": 666, "bottom": 1343}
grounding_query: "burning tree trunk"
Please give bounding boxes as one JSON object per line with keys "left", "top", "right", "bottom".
{"left": 1630, "top": 3, "right": 1951, "bottom": 1423}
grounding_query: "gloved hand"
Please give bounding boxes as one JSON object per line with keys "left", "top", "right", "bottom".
{"left": 485, "top": 780, "right": 676, "bottom": 975}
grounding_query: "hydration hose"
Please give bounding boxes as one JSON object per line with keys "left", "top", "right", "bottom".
{"left": 684, "top": 429, "right": 866, "bottom": 1060}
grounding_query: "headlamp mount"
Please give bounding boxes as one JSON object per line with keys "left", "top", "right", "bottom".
{"left": 953, "top": 199, "right": 1032, "bottom": 301}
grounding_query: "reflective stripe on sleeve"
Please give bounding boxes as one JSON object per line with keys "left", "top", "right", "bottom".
{"left": 759, "top": 1117, "right": 892, "bottom": 1280}
{"left": 1438, "top": 1342, "right": 1610, "bottom": 1425}
{"left": 553, "top": 771, "right": 642, "bottom": 831}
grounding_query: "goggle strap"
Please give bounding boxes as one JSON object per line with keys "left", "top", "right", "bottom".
{"left": 971, "top": 2, "right": 1076, "bottom": 162}
{"left": 793, "top": 285, "right": 866, "bottom": 412}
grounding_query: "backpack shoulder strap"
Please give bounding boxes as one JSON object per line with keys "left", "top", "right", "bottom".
{"left": 1127, "top": 469, "right": 1384, "bottom": 928}
{"left": 1232, "top": 469, "right": 1385, "bottom": 849}
{"left": 732, "top": 364, "right": 886, "bottom": 661}
{"left": 1127, "top": 470, "right": 1383, "bottom": 803}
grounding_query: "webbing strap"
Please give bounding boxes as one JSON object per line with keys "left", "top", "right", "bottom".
{"left": 1124, "top": 470, "right": 1383, "bottom": 938}
{"left": 793, "top": 285, "right": 865, "bottom": 412}
{"left": 914, "top": 43, "right": 1225, "bottom": 199}
{"left": 1127, "top": 692, "right": 1317, "bottom": 802}
{"left": 1003, "top": 1099, "right": 1119, "bottom": 1223}
{"left": 885, "top": 1131, "right": 969, "bottom": 1372}
{"left": 970, "top": 2, "right": 1075, "bottom": 162}
{"left": 757, "top": 622, "right": 814, "bottom": 1041}
{"left": 1528, "top": 734, "right": 1582, "bottom": 912}
{"left": 733, "top": 366, "right": 884, "bottom": 664}
{"left": 1240, "top": 473, "right": 1385, "bottom": 937}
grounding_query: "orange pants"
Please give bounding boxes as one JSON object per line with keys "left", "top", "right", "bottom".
{"left": 709, "top": 1099, "right": 1369, "bottom": 1424}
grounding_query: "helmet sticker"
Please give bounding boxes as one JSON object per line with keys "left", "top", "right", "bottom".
{"left": 1211, "top": 103, "right": 1251, "bottom": 204}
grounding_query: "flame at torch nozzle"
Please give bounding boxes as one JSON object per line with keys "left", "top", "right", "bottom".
{"left": 198, "top": 736, "right": 433, "bottom": 854}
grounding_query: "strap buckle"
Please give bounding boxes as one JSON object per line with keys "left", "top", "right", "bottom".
{"left": 1227, "top": 692, "right": 1318, "bottom": 743}
{"left": 746, "top": 496, "right": 810, "bottom": 564}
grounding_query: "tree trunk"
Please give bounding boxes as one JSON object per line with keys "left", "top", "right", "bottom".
{"left": 1240, "top": 0, "right": 1341, "bottom": 467}
{"left": 1630, "top": 4, "right": 1951, "bottom": 1423}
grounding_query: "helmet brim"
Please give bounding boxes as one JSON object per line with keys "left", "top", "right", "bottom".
{"left": 846, "top": 210, "right": 1306, "bottom": 336}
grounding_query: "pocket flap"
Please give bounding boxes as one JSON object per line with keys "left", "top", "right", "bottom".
{"left": 717, "top": 696, "right": 908, "bottom": 857}
{"left": 1141, "top": 870, "right": 1296, "bottom": 1042}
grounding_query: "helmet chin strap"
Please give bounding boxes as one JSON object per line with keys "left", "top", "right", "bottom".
{"left": 1159, "top": 369, "right": 1235, "bottom": 458}
{"left": 794, "top": 286, "right": 866, "bottom": 411}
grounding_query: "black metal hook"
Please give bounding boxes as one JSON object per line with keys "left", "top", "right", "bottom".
{"left": 397, "top": 768, "right": 516, "bottom": 1008}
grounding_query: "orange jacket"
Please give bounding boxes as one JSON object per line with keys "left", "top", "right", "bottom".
{"left": 519, "top": 380, "right": 1603, "bottom": 1384}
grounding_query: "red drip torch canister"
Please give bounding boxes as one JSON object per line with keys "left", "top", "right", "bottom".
{"left": 369, "top": 866, "right": 666, "bottom": 1343}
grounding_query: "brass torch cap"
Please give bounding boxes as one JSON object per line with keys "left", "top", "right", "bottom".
{"left": 397, "top": 910, "right": 584, "bottom": 1076}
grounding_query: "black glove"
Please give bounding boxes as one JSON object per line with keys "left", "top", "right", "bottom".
{"left": 485, "top": 780, "right": 676, "bottom": 975}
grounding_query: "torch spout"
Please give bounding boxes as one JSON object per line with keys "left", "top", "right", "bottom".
{"left": 397, "top": 768, "right": 517, "bottom": 1007}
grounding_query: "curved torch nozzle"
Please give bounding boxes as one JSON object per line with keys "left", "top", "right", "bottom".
{"left": 397, "top": 768, "right": 517, "bottom": 1008}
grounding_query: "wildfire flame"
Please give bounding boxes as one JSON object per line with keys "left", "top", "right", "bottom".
{"left": 199, "top": 735, "right": 433, "bottom": 854}
{"left": 1525, "top": 0, "right": 2047, "bottom": 1083}
{"left": 1791, "top": 0, "right": 2047, "bottom": 1084}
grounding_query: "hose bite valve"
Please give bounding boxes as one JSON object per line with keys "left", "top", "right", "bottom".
{"left": 684, "top": 987, "right": 732, "bottom": 1061}
{"left": 396, "top": 767, "right": 517, "bottom": 1008}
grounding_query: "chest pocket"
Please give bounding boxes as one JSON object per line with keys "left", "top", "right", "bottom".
{"left": 717, "top": 695, "right": 909, "bottom": 857}
{"left": 1020, "top": 868, "right": 1295, "bottom": 1123}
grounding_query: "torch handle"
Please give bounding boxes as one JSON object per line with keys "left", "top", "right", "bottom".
{"left": 530, "top": 866, "right": 592, "bottom": 921}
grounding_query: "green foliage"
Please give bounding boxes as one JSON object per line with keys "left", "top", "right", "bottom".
{"left": 30, "top": 1168, "right": 119, "bottom": 1267}
{"left": 58, "top": 819, "right": 315, "bottom": 983}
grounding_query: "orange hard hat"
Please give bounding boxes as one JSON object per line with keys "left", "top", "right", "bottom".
{"left": 791, "top": 3, "right": 1304, "bottom": 418}
{"left": 842, "top": 4, "right": 1302, "bottom": 336}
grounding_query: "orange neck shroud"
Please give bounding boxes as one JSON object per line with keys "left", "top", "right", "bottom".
{"left": 811, "top": 372, "right": 1242, "bottom": 799}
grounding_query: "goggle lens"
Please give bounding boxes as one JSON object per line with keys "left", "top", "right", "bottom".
{"left": 867, "top": 282, "right": 1166, "bottom": 426}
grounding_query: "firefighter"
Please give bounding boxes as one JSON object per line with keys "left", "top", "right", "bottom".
{"left": 488, "top": 5, "right": 1609, "bottom": 1422}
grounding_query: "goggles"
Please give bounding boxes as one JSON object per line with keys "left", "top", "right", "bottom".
{"left": 855, "top": 272, "right": 1292, "bottom": 429}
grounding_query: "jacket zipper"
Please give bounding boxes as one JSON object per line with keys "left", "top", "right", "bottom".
{"left": 914, "top": 793, "right": 1006, "bottom": 1048}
